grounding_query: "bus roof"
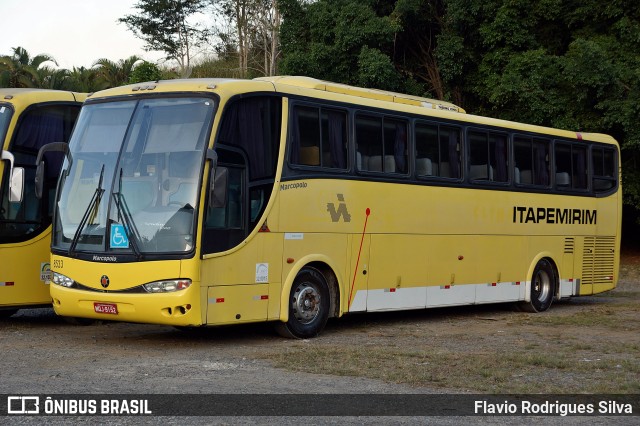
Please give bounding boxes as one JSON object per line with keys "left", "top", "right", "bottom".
{"left": 0, "top": 88, "right": 87, "bottom": 107}
{"left": 86, "top": 77, "right": 617, "bottom": 146}
{"left": 256, "top": 76, "right": 465, "bottom": 113}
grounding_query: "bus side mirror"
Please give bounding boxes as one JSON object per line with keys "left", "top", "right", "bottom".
{"left": 34, "top": 161, "right": 45, "bottom": 199}
{"left": 9, "top": 166, "right": 24, "bottom": 203}
{"left": 2, "top": 150, "right": 24, "bottom": 202}
{"left": 210, "top": 167, "right": 228, "bottom": 209}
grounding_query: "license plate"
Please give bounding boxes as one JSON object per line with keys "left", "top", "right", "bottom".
{"left": 94, "top": 302, "right": 118, "bottom": 315}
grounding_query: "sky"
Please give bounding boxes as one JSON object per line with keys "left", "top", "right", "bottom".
{"left": 0, "top": 0, "right": 167, "bottom": 69}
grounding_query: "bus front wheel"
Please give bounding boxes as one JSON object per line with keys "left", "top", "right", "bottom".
{"left": 276, "top": 267, "right": 330, "bottom": 339}
{"left": 520, "top": 259, "right": 556, "bottom": 313}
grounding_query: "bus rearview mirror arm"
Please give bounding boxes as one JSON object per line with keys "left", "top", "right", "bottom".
{"left": 34, "top": 142, "right": 72, "bottom": 199}
{"left": 206, "top": 149, "right": 228, "bottom": 209}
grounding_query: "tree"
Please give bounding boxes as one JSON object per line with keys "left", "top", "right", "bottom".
{"left": 129, "top": 61, "right": 163, "bottom": 83}
{"left": 93, "top": 56, "right": 143, "bottom": 88}
{"left": 66, "top": 67, "right": 106, "bottom": 92}
{"left": 119, "top": 0, "right": 210, "bottom": 77}
{"left": 279, "top": 0, "right": 401, "bottom": 91}
{"left": 211, "top": 0, "right": 282, "bottom": 77}
{"left": 36, "top": 67, "right": 71, "bottom": 90}
{"left": 0, "top": 46, "right": 57, "bottom": 88}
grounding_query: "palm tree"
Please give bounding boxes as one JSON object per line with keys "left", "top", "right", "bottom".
{"left": 92, "top": 55, "right": 142, "bottom": 88}
{"left": 0, "top": 46, "right": 57, "bottom": 88}
{"left": 67, "top": 66, "right": 107, "bottom": 92}
{"left": 36, "top": 66, "right": 71, "bottom": 90}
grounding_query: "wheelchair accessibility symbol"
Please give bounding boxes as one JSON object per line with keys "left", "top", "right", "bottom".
{"left": 110, "top": 224, "right": 129, "bottom": 249}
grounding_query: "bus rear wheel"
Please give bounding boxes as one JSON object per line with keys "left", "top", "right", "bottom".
{"left": 276, "top": 267, "right": 330, "bottom": 339}
{"left": 520, "top": 259, "right": 555, "bottom": 313}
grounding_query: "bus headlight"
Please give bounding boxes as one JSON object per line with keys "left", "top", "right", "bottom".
{"left": 52, "top": 272, "right": 75, "bottom": 288}
{"left": 142, "top": 279, "right": 191, "bottom": 293}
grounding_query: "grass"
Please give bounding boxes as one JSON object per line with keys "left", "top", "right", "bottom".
{"left": 255, "top": 252, "right": 640, "bottom": 394}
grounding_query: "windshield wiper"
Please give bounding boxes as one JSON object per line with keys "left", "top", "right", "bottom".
{"left": 69, "top": 164, "right": 105, "bottom": 255}
{"left": 112, "top": 168, "right": 143, "bottom": 260}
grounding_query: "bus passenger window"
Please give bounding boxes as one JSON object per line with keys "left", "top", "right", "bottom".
{"left": 592, "top": 147, "right": 617, "bottom": 192}
{"left": 356, "top": 115, "right": 382, "bottom": 172}
{"left": 514, "top": 136, "right": 550, "bottom": 186}
{"left": 356, "top": 114, "right": 407, "bottom": 174}
{"left": 384, "top": 119, "right": 407, "bottom": 174}
{"left": 555, "top": 142, "right": 586, "bottom": 190}
{"left": 290, "top": 106, "right": 347, "bottom": 169}
{"left": 415, "top": 123, "right": 460, "bottom": 179}
{"left": 469, "top": 130, "right": 508, "bottom": 182}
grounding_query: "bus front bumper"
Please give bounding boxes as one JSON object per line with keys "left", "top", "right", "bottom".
{"left": 50, "top": 283, "right": 202, "bottom": 327}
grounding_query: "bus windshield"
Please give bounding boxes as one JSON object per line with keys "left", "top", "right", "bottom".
{"left": 52, "top": 97, "right": 216, "bottom": 256}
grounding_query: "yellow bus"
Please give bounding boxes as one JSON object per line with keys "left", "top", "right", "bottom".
{"left": 1, "top": 89, "right": 85, "bottom": 318}
{"left": 43, "top": 77, "right": 620, "bottom": 337}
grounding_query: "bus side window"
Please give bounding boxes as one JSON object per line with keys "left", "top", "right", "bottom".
{"left": 290, "top": 106, "right": 347, "bottom": 169}
{"left": 356, "top": 114, "right": 382, "bottom": 172}
{"left": 592, "top": 146, "right": 617, "bottom": 192}
{"left": 469, "top": 130, "right": 508, "bottom": 183}
{"left": 356, "top": 114, "right": 407, "bottom": 174}
{"left": 415, "top": 122, "right": 460, "bottom": 179}
{"left": 555, "top": 142, "right": 586, "bottom": 190}
{"left": 514, "top": 136, "right": 550, "bottom": 186}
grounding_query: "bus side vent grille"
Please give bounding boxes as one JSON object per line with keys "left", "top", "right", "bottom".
{"left": 564, "top": 238, "right": 575, "bottom": 254}
{"left": 582, "top": 236, "right": 616, "bottom": 286}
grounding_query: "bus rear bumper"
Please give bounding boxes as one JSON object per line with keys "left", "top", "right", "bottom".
{"left": 50, "top": 284, "right": 202, "bottom": 326}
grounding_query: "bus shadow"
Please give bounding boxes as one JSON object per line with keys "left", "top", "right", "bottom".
{"left": 0, "top": 295, "right": 617, "bottom": 344}
{"left": 0, "top": 308, "right": 66, "bottom": 327}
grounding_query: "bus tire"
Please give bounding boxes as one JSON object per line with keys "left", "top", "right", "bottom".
{"left": 520, "top": 258, "right": 555, "bottom": 313}
{"left": 0, "top": 309, "right": 18, "bottom": 319}
{"left": 276, "top": 267, "right": 330, "bottom": 339}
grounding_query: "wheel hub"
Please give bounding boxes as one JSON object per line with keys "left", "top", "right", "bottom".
{"left": 292, "top": 284, "right": 320, "bottom": 323}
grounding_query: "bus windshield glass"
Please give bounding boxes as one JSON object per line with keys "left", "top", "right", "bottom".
{"left": 52, "top": 97, "right": 216, "bottom": 255}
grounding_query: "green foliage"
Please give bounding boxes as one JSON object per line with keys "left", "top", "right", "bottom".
{"left": 191, "top": 56, "right": 241, "bottom": 78}
{"left": 93, "top": 56, "right": 143, "bottom": 88}
{"left": 356, "top": 46, "right": 399, "bottom": 90}
{"left": 279, "top": 0, "right": 401, "bottom": 90}
{"left": 129, "top": 61, "right": 162, "bottom": 83}
{"left": 0, "top": 46, "right": 56, "bottom": 88}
